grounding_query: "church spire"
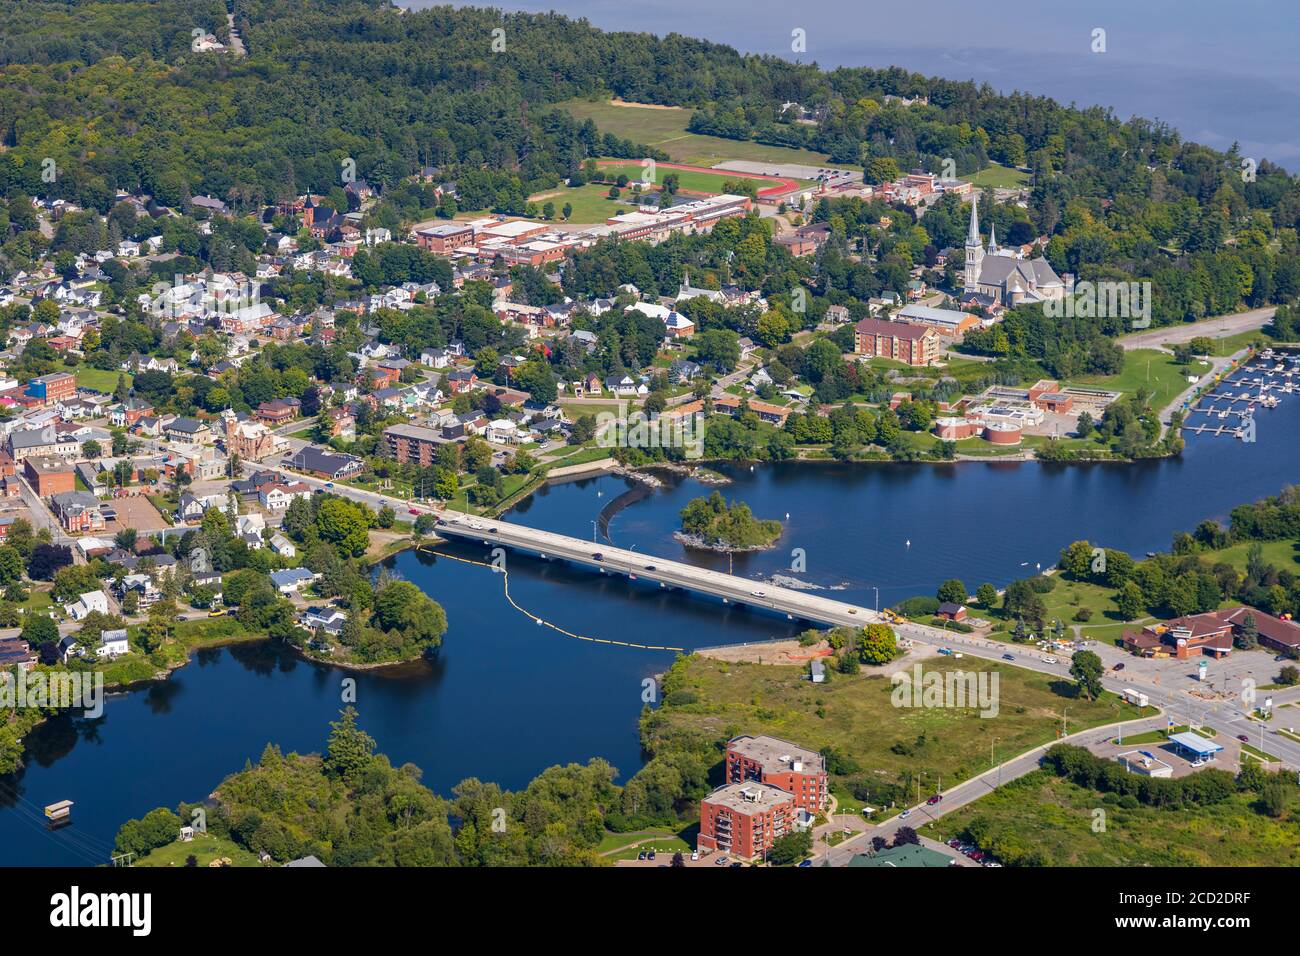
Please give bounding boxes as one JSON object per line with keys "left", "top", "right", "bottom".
{"left": 966, "top": 192, "right": 980, "bottom": 245}
{"left": 988, "top": 221, "right": 998, "bottom": 253}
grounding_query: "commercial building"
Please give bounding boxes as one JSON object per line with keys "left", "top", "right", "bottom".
{"left": 288, "top": 446, "right": 364, "bottom": 480}
{"left": 24, "top": 456, "right": 76, "bottom": 496}
{"left": 853, "top": 318, "right": 939, "bottom": 367}
{"left": 894, "top": 303, "right": 982, "bottom": 337}
{"left": 1122, "top": 606, "right": 1300, "bottom": 659}
{"left": 697, "top": 783, "right": 795, "bottom": 861}
{"left": 725, "top": 735, "right": 828, "bottom": 813}
{"left": 23, "top": 372, "right": 76, "bottom": 406}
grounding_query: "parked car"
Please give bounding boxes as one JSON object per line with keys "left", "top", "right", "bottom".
{"left": 797, "top": 859, "right": 812, "bottom": 867}
{"left": 947, "top": 838, "right": 962, "bottom": 849}
{"left": 690, "top": 851, "right": 699, "bottom": 861}
{"left": 637, "top": 852, "right": 647, "bottom": 861}
{"left": 715, "top": 856, "right": 729, "bottom": 866}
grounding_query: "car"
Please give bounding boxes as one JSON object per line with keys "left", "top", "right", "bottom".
{"left": 848, "top": 609, "right": 857, "bottom": 615}
{"left": 1112, "top": 662, "right": 1126, "bottom": 671}
{"left": 409, "top": 508, "right": 420, "bottom": 515}
{"left": 324, "top": 482, "right": 334, "bottom": 488}
{"left": 637, "top": 851, "right": 646, "bottom": 860}
{"left": 797, "top": 859, "right": 812, "bottom": 867}
{"left": 898, "top": 809, "right": 911, "bottom": 819}
{"left": 208, "top": 608, "right": 227, "bottom": 617}
{"left": 646, "top": 850, "right": 655, "bottom": 860}
{"left": 1043, "top": 656, "right": 1058, "bottom": 664}
{"left": 644, "top": 565, "right": 656, "bottom": 572}
{"left": 690, "top": 851, "right": 699, "bottom": 861}
{"left": 750, "top": 590, "right": 766, "bottom": 598}
{"left": 730, "top": 862, "right": 743, "bottom": 868}
{"left": 947, "top": 838, "right": 962, "bottom": 849}
{"left": 488, "top": 527, "right": 498, "bottom": 534}
{"left": 592, "top": 553, "right": 604, "bottom": 561}
{"left": 1277, "top": 654, "right": 1289, "bottom": 662}
{"left": 1238, "top": 734, "right": 1250, "bottom": 742}
{"left": 715, "top": 856, "right": 729, "bottom": 866}
{"left": 927, "top": 794, "right": 943, "bottom": 805}
{"left": 1001, "top": 653, "right": 1015, "bottom": 661}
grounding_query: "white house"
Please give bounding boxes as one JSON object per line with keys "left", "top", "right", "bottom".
{"left": 99, "top": 628, "right": 130, "bottom": 659}
{"left": 66, "top": 589, "right": 110, "bottom": 621}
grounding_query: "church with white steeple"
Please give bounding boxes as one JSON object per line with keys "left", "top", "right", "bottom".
{"left": 962, "top": 193, "right": 1069, "bottom": 307}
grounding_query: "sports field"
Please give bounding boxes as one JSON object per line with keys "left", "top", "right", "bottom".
{"left": 595, "top": 159, "right": 804, "bottom": 198}
{"left": 558, "top": 98, "right": 853, "bottom": 169}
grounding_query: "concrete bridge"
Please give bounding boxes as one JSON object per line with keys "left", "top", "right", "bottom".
{"left": 433, "top": 512, "right": 884, "bottom": 629}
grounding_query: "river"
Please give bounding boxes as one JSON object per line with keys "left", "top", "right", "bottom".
{"left": 3, "top": 366, "right": 1298, "bottom": 865}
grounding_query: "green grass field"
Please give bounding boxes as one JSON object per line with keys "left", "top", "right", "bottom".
{"left": 53, "top": 362, "right": 132, "bottom": 393}
{"left": 558, "top": 98, "right": 848, "bottom": 168}
{"left": 596, "top": 160, "right": 801, "bottom": 196}
{"left": 1068, "top": 348, "right": 1192, "bottom": 409}
{"left": 932, "top": 770, "right": 1300, "bottom": 866}
{"left": 527, "top": 182, "right": 632, "bottom": 223}
{"left": 962, "top": 163, "right": 1030, "bottom": 189}
{"left": 655, "top": 655, "right": 1145, "bottom": 796}
{"left": 1204, "top": 538, "right": 1300, "bottom": 573}
{"left": 135, "top": 831, "right": 263, "bottom": 868}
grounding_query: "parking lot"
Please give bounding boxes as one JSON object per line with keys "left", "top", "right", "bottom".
{"left": 101, "top": 494, "right": 170, "bottom": 534}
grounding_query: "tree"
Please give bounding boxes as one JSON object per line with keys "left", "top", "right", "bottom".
{"left": 20, "top": 613, "right": 58, "bottom": 649}
{"left": 767, "top": 829, "right": 812, "bottom": 866}
{"left": 372, "top": 580, "right": 448, "bottom": 651}
{"left": 1115, "top": 580, "right": 1146, "bottom": 620}
{"left": 81, "top": 440, "right": 102, "bottom": 459}
{"left": 858, "top": 623, "right": 897, "bottom": 665}
{"left": 1237, "top": 613, "right": 1259, "bottom": 649}
{"left": 376, "top": 505, "right": 396, "bottom": 529}
{"left": 892, "top": 825, "right": 919, "bottom": 847}
{"left": 316, "top": 497, "right": 370, "bottom": 557}
{"left": 1058, "top": 540, "right": 1095, "bottom": 578}
{"left": 29, "top": 544, "right": 73, "bottom": 580}
{"left": 936, "top": 579, "right": 967, "bottom": 605}
{"left": 323, "top": 707, "right": 376, "bottom": 784}
{"left": 975, "top": 583, "right": 998, "bottom": 608}
{"left": 1070, "top": 650, "right": 1104, "bottom": 701}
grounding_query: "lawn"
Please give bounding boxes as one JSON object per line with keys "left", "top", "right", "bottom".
{"left": 961, "top": 163, "right": 1030, "bottom": 189}
{"left": 135, "top": 831, "right": 263, "bottom": 867}
{"left": 53, "top": 362, "right": 131, "bottom": 393}
{"left": 1068, "top": 348, "right": 1192, "bottom": 410}
{"left": 558, "top": 98, "right": 848, "bottom": 168}
{"left": 1203, "top": 538, "right": 1300, "bottom": 574}
{"left": 526, "top": 182, "right": 633, "bottom": 224}
{"left": 595, "top": 160, "right": 799, "bottom": 196}
{"left": 931, "top": 770, "right": 1300, "bottom": 865}
{"left": 654, "top": 654, "right": 1146, "bottom": 801}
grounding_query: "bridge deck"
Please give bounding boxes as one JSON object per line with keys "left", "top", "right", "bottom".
{"left": 434, "top": 513, "right": 882, "bottom": 629}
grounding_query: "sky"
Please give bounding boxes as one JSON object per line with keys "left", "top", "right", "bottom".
{"left": 405, "top": 0, "right": 1300, "bottom": 169}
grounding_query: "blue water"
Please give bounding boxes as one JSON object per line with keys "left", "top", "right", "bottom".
{"left": 3, "top": 361, "right": 1298, "bottom": 865}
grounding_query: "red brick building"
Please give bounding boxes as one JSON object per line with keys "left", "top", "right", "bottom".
{"left": 853, "top": 318, "right": 939, "bottom": 366}
{"left": 725, "top": 735, "right": 828, "bottom": 813}
{"left": 384, "top": 424, "right": 442, "bottom": 466}
{"left": 1123, "top": 606, "right": 1300, "bottom": 659}
{"left": 698, "top": 783, "right": 795, "bottom": 861}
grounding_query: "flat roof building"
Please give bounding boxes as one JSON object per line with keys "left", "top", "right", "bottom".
{"left": 698, "top": 783, "right": 795, "bottom": 861}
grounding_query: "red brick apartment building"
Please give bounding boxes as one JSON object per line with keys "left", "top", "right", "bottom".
{"left": 698, "top": 783, "right": 795, "bottom": 861}
{"left": 853, "top": 317, "right": 939, "bottom": 366}
{"left": 384, "top": 423, "right": 442, "bottom": 466}
{"left": 726, "top": 735, "right": 828, "bottom": 813}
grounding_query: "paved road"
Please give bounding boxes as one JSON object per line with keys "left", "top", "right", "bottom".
{"left": 1121, "top": 306, "right": 1276, "bottom": 352}
{"left": 436, "top": 510, "right": 892, "bottom": 629}
{"left": 817, "top": 713, "right": 1170, "bottom": 866}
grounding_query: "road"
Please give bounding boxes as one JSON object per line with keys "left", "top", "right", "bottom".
{"left": 817, "top": 713, "right": 1170, "bottom": 866}
{"left": 435, "top": 510, "right": 893, "bottom": 629}
{"left": 1120, "top": 306, "right": 1276, "bottom": 352}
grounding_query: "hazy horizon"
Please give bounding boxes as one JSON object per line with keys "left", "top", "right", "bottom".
{"left": 402, "top": 0, "right": 1300, "bottom": 170}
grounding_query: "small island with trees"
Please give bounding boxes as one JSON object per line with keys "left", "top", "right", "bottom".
{"left": 676, "top": 492, "right": 783, "bottom": 552}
